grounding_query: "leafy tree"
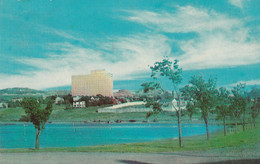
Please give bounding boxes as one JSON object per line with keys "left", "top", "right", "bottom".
{"left": 141, "top": 81, "right": 164, "bottom": 119}
{"left": 215, "top": 87, "right": 230, "bottom": 136}
{"left": 63, "top": 94, "right": 73, "bottom": 104}
{"left": 21, "top": 97, "right": 53, "bottom": 149}
{"left": 249, "top": 87, "right": 260, "bottom": 127}
{"left": 142, "top": 57, "right": 184, "bottom": 147}
{"left": 181, "top": 76, "right": 217, "bottom": 140}
{"left": 230, "top": 83, "right": 247, "bottom": 131}
{"left": 184, "top": 101, "right": 196, "bottom": 120}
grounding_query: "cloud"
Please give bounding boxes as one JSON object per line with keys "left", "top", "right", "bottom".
{"left": 228, "top": 79, "right": 260, "bottom": 87}
{"left": 178, "top": 32, "right": 260, "bottom": 70}
{"left": 36, "top": 25, "right": 85, "bottom": 42}
{"left": 228, "top": 0, "right": 249, "bottom": 9}
{"left": 1, "top": 5, "right": 259, "bottom": 90}
{"left": 126, "top": 6, "right": 241, "bottom": 34}
{"left": 0, "top": 34, "right": 171, "bottom": 89}
{"left": 124, "top": 5, "right": 260, "bottom": 70}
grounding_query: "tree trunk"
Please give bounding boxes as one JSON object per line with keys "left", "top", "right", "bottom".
{"left": 177, "top": 112, "right": 183, "bottom": 147}
{"left": 223, "top": 116, "right": 226, "bottom": 136}
{"left": 176, "top": 94, "right": 183, "bottom": 148}
{"left": 234, "top": 116, "right": 238, "bottom": 132}
{"left": 205, "top": 118, "right": 210, "bottom": 140}
{"left": 35, "top": 129, "right": 40, "bottom": 149}
{"left": 243, "top": 111, "right": 246, "bottom": 131}
{"left": 250, "top": 117, "right": 253, "bottom": 128}
{"left": 253, "top": 118, "right": 256, "bottom": 128}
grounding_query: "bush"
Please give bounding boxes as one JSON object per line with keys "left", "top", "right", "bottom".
{"left": 19, "top": 115, "right": 30, "bottom": 122}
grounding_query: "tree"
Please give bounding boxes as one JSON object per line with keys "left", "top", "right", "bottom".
{"left": 249, "top": 87, "right": 260, "bottom": 127}
{"left": 230, "top": 83, "right": 247, "bottom": 131}
{"left": 142, "top": 57, "right": 184, "bottom": 147}
{"left": 185, "top": 101, "right": 197, "bottom": 120}
{"left": 21, "top": 97, "right": 53, "bottom": 149}
{"left": 215, "top": 87, "right": 230, "bottom": 136}
{"left": 181, "top": 76, "right": 217, "bottom": 140}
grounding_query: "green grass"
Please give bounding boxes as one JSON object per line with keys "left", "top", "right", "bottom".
{"left": 0, "top": 104, "right": 205, "bottom": 123}
{"left": 1, "top": 124, "right": 259, "bottom": 153}
{"left": 0, "top": 105, "right": 256, "bottom": 127}
{"left": 0, "top": 107, "right": 25, "bottom": 122}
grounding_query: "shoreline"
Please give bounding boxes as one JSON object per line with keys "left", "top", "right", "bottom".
{"left": 0, "top": 119, "right": 223, "bottom": 125}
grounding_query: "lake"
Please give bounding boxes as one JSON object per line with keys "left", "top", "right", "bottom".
{"left": 0, "top": 123, "right": 222, "bottom": 149}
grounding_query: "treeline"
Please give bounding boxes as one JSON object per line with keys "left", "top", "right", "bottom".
{"left": 181, "top": 77, "right": 260, "bottom": 139}
{"left": 142, "top": 57, "right": 260, "bottom": 148}
{"left": 77, "top": 94, "right": 114, "bottom": 107}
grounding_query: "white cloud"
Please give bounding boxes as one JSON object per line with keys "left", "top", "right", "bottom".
{"left": 178, "top": 32, "right": 260, "bottom": 70}
{"left": 126, "top": 6, "right": 242, "bottom": 34}
{"left": 36, "top": 25, "right": 85, "bottom": 42}
{"left": 0, "top": 34, "right": 171, "bottom": 89}
{"left": 229, "top": 79, "right": 260, "bottom": 87}
{"left": 1, "top": 5, "right": 259, "bottom": 90}
{"left": 125, "top": 5, "right": 260, "bottom": 70}
{"left": 229, "top": 0, "right": 249, "bottom": 9}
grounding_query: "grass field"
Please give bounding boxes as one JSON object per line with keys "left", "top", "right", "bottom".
{"left": 0, "top": 107, "right": 25, "bottom": 122}
{"left": 0, "top": 104, "right": 178, "bottom": 122}
{"left": 0, "top": 104, "right": 222, "bottom": 123}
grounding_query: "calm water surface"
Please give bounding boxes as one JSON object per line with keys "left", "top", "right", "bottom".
{"left": 0, "top": 123, "right": 222, "bottom": 148}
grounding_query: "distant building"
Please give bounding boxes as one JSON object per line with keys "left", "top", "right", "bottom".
{"left": 0, "top": 103, "right": 8, "bottom": 109}
{"left": 55, "top": 97, "right": 64, "bottom": 104}
{"left": 72, "top": 70, "right": 113, "bottom": 97}
{"left": 12, "top": 98, "right": 23, "bottom": 102}
{"left": 171, "top": 99, "right": 187, "bottom": 111}
{"left": 73, "top": 101, "right": 86, "bottom": 108}
{"left": 72, "top": 96, "right": 85, "bottom": 108}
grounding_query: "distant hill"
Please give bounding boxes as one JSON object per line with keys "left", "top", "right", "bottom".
{"left": 0, "top": 87, "right": 45, "bottom": 95}
{"left": 248, "top": 87, "right": 260, "bottom": 98}
{"left": 44, "top": 85, "right": 71, "bottom": 91}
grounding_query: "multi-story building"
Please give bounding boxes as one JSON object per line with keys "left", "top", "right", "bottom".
{"left": 72, "top": 69, "right": 113, "bottom": 97}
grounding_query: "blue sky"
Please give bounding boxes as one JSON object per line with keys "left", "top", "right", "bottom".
{"left": 0, "top": 0, "right": 259, "bottom": 90}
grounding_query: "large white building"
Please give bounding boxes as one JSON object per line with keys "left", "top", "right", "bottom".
{"left": 71, "top": 69, "right": 113, "bottom": 97}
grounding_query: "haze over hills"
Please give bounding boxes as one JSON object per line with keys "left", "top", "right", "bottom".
{"left": 0, "top": 88, "right": 71, "bottom": 101}
{"left": 0, "top": 88, "right": 44, "bottom": 95}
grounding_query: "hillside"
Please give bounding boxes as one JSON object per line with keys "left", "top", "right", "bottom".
{"left": 0, "top": 87, "right": 44, "bottom": 95}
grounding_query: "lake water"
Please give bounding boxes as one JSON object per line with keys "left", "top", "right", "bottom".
{"left": 0, "top": 123, "right": 222, "bottom": 149}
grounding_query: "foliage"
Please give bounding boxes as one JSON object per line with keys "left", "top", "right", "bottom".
{"left": 215, "top": 87, "right": 230, "bottom": 135}
{"left": 230, "top": 83, "right": 248, "bottom": 131}
{"left": 63, "top": 94, "right": 73, "bottom": 104}
{"left": 22, "top": 97, "right": 53, "bottom": 130}
{"left": 78, "top": 94, "right": 114, "bottom": 107}
{"left": 181, "top": 76, "right": 218, "bottom": 140}
{"left": 19, "top": 115, "right": 30, "bottom": 122}
{"left": 249, "top": 87, "right": 260, "bottom": 127}
{"left": 150, "top": 57, "right": 182, "bottom": 86}
{"left": 215, "top": 87, "right": 230, "bottom": 120}
{"left": 142, "top": 57, "right": 184, "bottom": 147}
{"left": 6, "top": 100, "right": 22, "bottom": 108}
{"left": 251, "top": 97, "right": 260, "bottom": 125}
{"left": 185, "top": 101, "right": 197, "bottom": 120}
{"left": 21, "top": 97, "right": 53, "bottom": 149}
{"left": 181, "top": 76, "right": 217, "bottom": 117}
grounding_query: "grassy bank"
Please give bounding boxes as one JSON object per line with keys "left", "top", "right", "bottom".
{"left": 1, "top": 124, "right": 259, "bottom": 153}
{"left": 0, "top": 104, "right": 232, "bottom": 124}
{"left": 0, "top": 105, "right": 202, "bottom": 123}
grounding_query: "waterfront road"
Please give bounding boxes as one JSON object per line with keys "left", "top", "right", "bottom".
{"left": 1, "top": 152, "right": 260, "bottom": 164}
